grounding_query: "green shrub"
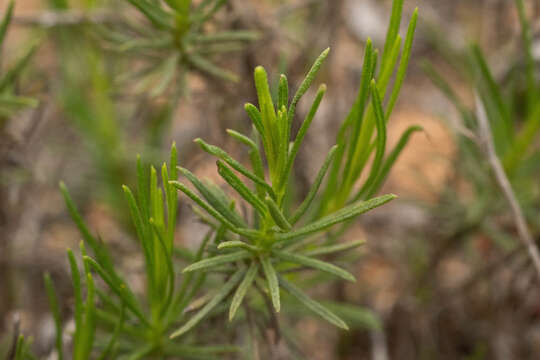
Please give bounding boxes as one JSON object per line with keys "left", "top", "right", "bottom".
{"left": 14, "top": 0, "right": 420, "bottom": 358}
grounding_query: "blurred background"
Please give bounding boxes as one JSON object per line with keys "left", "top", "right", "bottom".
{"left": 1, "top": 0, "right": 539, "bottom": 358}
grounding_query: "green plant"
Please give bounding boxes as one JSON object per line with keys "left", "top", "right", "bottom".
{"left": 40, "top": 144, "right": 238, "bottom": 359}
{"left": 318, "top": 0, "right": 420, "bottom": 216}
{"left": 0, "top": 0, "right": 38, "bottom": 122}
{"left": 47, "top": 0, "right": 131, "bottom": 213}
{"left": 13, "top": 0, "right": 420, "bottom": 357}
{"left": 38, "top": 0, "right": 257, "bottom": 220}
{"left": 168, "top": 0, "right": 419, "bottom": 333}
{"left": 103, "top": 0, "right": 258, "bottom": 91}
{"left": 425, "top": 0, "right": 540, "bottom": 240}
{"left": 10, "top": 335, "right": 34, "bottom": 360}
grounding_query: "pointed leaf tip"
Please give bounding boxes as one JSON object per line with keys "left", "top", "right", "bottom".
{"left": 254, "top": 65, "right": 267, "bottom": 76}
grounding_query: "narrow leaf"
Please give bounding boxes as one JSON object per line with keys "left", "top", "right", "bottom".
{"left": 290, "top": 145, "right": 338, "bottom": 224}
{"left": 354, "top": 82, "right": 387, "bottom": 200}
{"left": 67, "top": 249, "right": 83, "bottom": 353}
{"left": 288, "top": 48, "right": 330, "bottom": 128}
{"left": 127, "top": 0, "right": 174, "bottom": 30}
{"left": 260, "top": 256, "right": 280, "bottom": 312}
{"left": 188, "top": 53, "right": 239, "bottom": 82}
{"left": 279, "top": 275, "right": 348, "bottom": 330}
{"left": 170, "top": 268, "right": 245, "bottom": 338}
{"left": 0, "top": 43, "right": 38, "bottom": 92}
{"left": 273, "top": 250, "right": 356, "bottom": 281}
{"left": 194, "top": 138, "right": 276, "bottom": 199}
{"left": 385, "top": 8, "right": 418, "bottom": 120}
{"left": 229, "top": 262, "right": 259, "bottom": 320}
{"left": 178, "top": 166, "right": 246, "bottom": 227}
{"left": 169, "top": 181, "right": 257, "bottom": 239}
{"left": 217, "top": 241, "right": 260, "bottom": 252}
{"left": 216, "top": 160, "right": 267, "bottom": 216}
{"left": 59, "top": 183, "right": 118, "bottom": 283}
{"left": 381, "top": 0, "right": 404, "bottom": 67}
{"left": 363, "top": 125, "right": 422, "bottom": 199}
{"left": 280, "top": 83, "right": 326, "bottom": 189}
{"left": 0, "top": 0, "right": 14, "bottom": 46}
{"left": 97, "top": 304, "right": 124, "bottom": 360}
{"left": 84, "top": 257, "right": 149, "bottom": 326}
{"left": 44, "top": 273, "right": 64, "bottom": 360}
{"left": 277, "top": 194, "right": 396, "bottom": 242}
{"left": 244, "top": 103, "right": 265, "bottom": 139}
{"left": 265, "top": 196, "right": 292, "bottom": 230}
{"left": 278, "top": 74, "right": 289, "bottom": 110}
{"left": 303, "top": 239, "right": 365, "bottom": 257}
{"left": 183, "top": 251, "right": 251, "bottom": 273}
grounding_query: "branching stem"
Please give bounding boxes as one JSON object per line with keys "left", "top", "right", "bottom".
{"left": 475, "top": 94, "right": 540, "bottom": 281}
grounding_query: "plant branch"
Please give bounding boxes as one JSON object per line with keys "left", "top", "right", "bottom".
{"left": 13, "top": 11, "right": 119, "bottom": 28}
{"left": 475, "top": 94, "right": 540, "bottom": 280}
{"left": 6, "top": 313, "right": 20, "bottom": 360}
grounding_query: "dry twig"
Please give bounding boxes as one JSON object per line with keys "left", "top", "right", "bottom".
{"left": 475, "top": 94, "right": 540, "bottom": 279}
{"left": 13, "top": 10, "right": 118, "bottom": 28}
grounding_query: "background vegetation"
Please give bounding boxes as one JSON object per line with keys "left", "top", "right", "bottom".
{"left": 1, "top": 0, "right": 539, "bottom": 359}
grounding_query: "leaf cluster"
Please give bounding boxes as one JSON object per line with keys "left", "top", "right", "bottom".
{"left": 425, "top": 0, "right": 540, "bottom": 232}
{"left": 9, "top": 0, "right": 421, "bottom": 356}
{"left": 39, "top": 0, "right": 257, "bottom": 218}
{"left": 319, "top": 0, "right": 421, "bottom": 215}
{"left": 42, "top": 144, "right": 237, "bottom": 359}
{"left": 102, "top": 0, "right": 258, "bottom": 95}
{"left": 168, "top": 25, "right": 422, "bottom": 331}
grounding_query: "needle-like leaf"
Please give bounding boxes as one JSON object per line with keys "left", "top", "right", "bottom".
{"left": 244, "top": 103, "right": 266, "bottom": 140}
{"left": 194, "top": 138, "right": 276, "bottom": 199}
{"left": 0, "top": 0, "right": 14, "bottom": 47}
{"left": 260, "top": 256, "right": 280, "bottom": 312}
{"left": 216, "top": 160, "right": 267, "bottom": 216}
{"left": 279, "top": 275, "right": 348, "bottom": 330}
{"left": 288, "top": 47, "right": 330, "bottom": 128}
{"left": 273, "top": 250, "right": 356, "bottom": 281}
{"left": 381, "top": 0, "right": 404, "bottom": 67}
{"left": 290, "top": 145, "right": 338, "bottom": 224}
{"left": 127, "top": 0, "right": 174, "bottom": 30}
{"left": 217, "top": 241, "right": 261, "bottom": 252}
{"left": 0, "top": 43, "right": 38, "bottom": 92}
{"left": 278, "top": 194, "right": 396, "bottom": 242}
{"left": 303, "top": 239, "right": 365, "bottom": 257}
{"left": 178, "top": 166, "right": 246, "bottom": 227}
{"left": 84, "top": 256, "right": 149, "bottom": 326}
{"left": 279, "top": 83, "right": 326, "bottom": 190}
{"left": 229, "top": 262, "right": 259, "bottom": 321}
{"left": 362, "top": 125, "right": 422, "bottom": 199}
{"left": 183, "top": 251, "right": 251, "bottom": 273}
{"left": 385, "top": 8, "right": 418, "bottom": 120}
{"left": 44, "top": 273, "right": 64, "bottom": 360}
{"left": 169, "top": 181, "right": 258, "bottom": 239}
{"left": 170, "top": 268, "right": 245, "bottom": 338}
{"left": 354, "top": 82, "right": 387, "bottom": 200}
{"left": 278, "top": 74, "right": 289, "bottom": 110}
{"left": 265, "top": 196, "right": 292, "bottom": 231}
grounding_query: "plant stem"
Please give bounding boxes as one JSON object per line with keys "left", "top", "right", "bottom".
{"left": 475, "top": 94, "right": 540, "bottom": 281}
